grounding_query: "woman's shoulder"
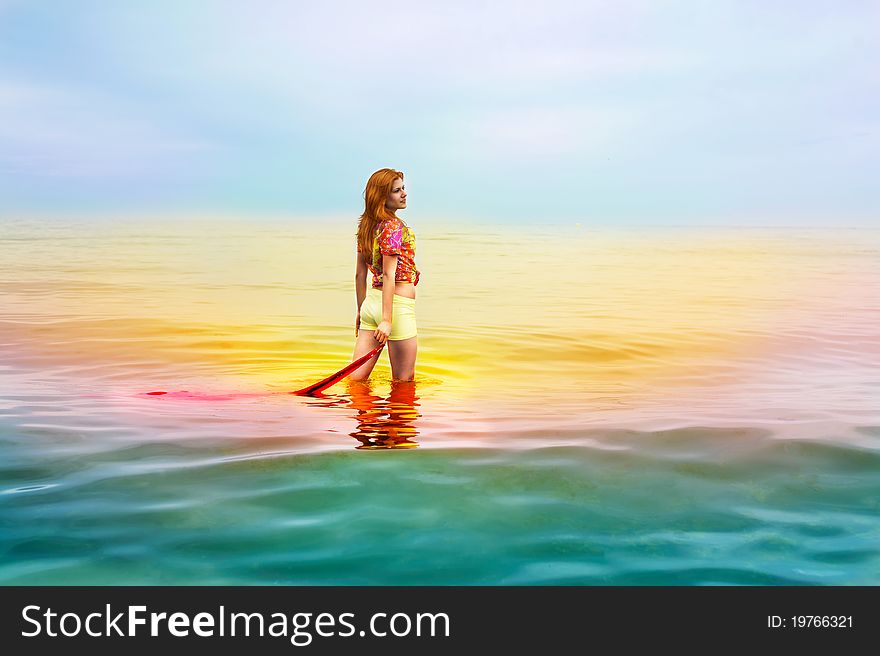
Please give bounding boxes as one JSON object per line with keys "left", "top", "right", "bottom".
{"left": 379, "top": 217, "right": 406, "bottom": 234}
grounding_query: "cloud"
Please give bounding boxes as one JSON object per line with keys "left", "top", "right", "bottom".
{"left": 0, "top": 79, "right": 217, "bottom": 179}
{"left": 450, "top": 105, "right": 634, "bottom": 160}
{"left": 0, "top": 0, "right": 876, "bottom": 221}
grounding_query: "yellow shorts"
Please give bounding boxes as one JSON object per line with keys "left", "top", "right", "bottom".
{"left": 358, "top": 287, "right": 417, "bottom": 340}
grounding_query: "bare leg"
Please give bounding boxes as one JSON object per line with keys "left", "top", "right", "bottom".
{"left": 387, "top": 336, "right": 417, "bottom": 381}
{"left": 350, "top": 329, "right": 383, "bottom": 381}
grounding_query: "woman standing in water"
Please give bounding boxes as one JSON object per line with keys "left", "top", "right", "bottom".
{"left": 350, "top": 168, "right": 419, "bottom": 382}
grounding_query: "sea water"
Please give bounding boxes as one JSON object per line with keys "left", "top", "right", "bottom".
{"left": 1, "top": 216, "right": 878, "bottom": 584}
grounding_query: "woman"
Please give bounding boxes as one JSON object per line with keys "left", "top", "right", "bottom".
{"left": 350, "top": 168, "right": 419, "bottom": 382}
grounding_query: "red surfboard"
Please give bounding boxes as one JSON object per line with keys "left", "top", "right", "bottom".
{"left": 291, "top": 344, "right": 385, "bottom": 396}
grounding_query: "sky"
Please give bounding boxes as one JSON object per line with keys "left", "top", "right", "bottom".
{"left": 0, "top": 0, "right": 877, "bottom": 225}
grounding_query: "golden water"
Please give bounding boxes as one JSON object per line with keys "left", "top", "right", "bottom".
{"left": 2, "top": 218, "right": 877, "bottom": 443}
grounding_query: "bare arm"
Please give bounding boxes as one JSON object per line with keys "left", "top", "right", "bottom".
{"left": 381, "top": 254, "right": 398, "bottom": 323}
{"left": 355, "top": 250, "right": 368, "bottom": 311}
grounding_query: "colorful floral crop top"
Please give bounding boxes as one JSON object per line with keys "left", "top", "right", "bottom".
{"left": 357, "top": 217, "right": 420, "bottom": 289}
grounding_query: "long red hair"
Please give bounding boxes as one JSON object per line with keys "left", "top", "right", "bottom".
{"left": 356, "top": 168, "right": 405, "bottom": 256}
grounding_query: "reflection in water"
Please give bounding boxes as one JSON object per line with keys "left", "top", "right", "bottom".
{"left": 346, "top": 379, "right": 421, "bottom": 450}
{"left": 293, "top": 391, "right": 350, "bottom": 408}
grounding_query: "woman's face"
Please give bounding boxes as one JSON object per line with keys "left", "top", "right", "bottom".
{"left": 385, "top": 178, "right": 407, "bottom": 212}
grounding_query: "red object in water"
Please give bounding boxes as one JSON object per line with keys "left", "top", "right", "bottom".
{"left": 291, "top": 344, "right": 385, "bottom": 396}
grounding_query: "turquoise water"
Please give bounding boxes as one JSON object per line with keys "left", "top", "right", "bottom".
{"left": 1, "top": 219, "right": 879, "bottom": 585}
{"left": 2, "top": 423, "right": 879, "bottom": 585}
